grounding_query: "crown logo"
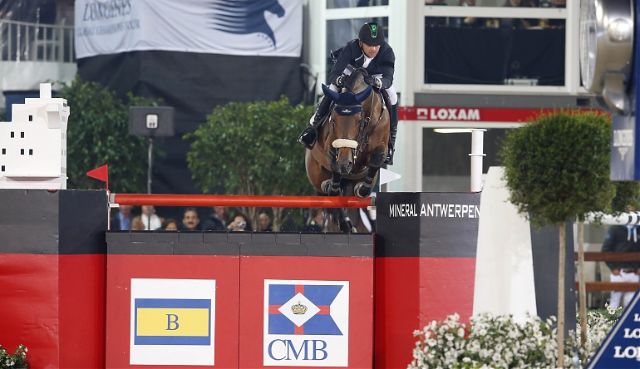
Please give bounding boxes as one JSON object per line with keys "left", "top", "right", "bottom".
{"left": 291, "top": 301, "right": 308, "bottom": 315}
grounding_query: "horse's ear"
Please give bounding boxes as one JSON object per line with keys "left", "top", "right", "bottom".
{"left": 322, "top": 84, "right": 340, "bottom": 102}
{"left": 354, "top": 86, "right": 373, "bottom": 103}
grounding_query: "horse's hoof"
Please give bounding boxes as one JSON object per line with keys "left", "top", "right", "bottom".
{"left": 354, "top": 182, "right": 371, "bottom": 198}
{"left": 322, "top": 179, "right": 341, "bottom": 195}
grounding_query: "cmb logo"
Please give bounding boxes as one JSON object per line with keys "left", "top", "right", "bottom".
{"left": 263, "top": 280, "right": 349, "bottom": 367}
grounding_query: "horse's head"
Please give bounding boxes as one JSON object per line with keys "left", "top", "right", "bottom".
{"left": 321, "top": 71, "right": 373, "bottom": 175}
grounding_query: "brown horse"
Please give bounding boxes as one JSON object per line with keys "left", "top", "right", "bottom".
{"left": 305, "top": 66, "right": 390, "bottom": 232}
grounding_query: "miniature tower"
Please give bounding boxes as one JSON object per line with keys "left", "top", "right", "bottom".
{"left": 0, "top": 83, "right": 70, "bottom": 189}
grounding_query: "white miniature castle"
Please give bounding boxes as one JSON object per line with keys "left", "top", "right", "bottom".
{"left": 0, "top": 83, "right": 70, "bottom": 189}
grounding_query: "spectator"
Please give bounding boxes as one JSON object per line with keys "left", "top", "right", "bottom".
{"left": 424, "top": 0, "right": 448, "bottom": 27}
{"left": 539, "top": 0, "right": 564, "bottom": 6}
{"left": 202, "top": 206, "right": 228, "bottom": 231}
{"left": 452, "top": 0, "right": 481, "bottom": 28}
{"left": 112, "top": 205, "right": 134, "bottom": 230}
{"left": 140, "top": 205, "right": 163, "bottom": 230}
{"left": 228, "top": 212, "right": 251, "bottom": 232}
{"left": 601, "top": 224, "right": 640, "bottom": 309}
{"left": 131, "top": 216, "right": 145, "bottom": 231}
{"left": 162, "top": 218, "right": 178, "bottom": 231}
{"left": 500, "top": 0, "right": 534, "bottom": 30}
{"left": 180, "top": 207, "right": 201, "bottom": 231}
{"left": 539, "top": 0, "right": 566, "bottom": 28}
{"left": 257, "top": 211, "right": 273, "bottom": 232}
{"left": 303, "top": 209, "right": 325, "bottom": 233}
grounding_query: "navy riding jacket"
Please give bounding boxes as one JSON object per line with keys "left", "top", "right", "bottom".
{"left": 328, "top": 39, "right": 395, "bottom": 90}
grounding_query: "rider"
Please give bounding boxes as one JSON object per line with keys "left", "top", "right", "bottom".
{"left": 298, "top": 22, "right": 398, "bottom": 165}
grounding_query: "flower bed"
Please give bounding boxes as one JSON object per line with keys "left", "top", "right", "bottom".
{"left": 409, "top": 308, "right": 621, "bottom": 369}
{"left": 0, "top": 344, "right": 28, "bottom": 369}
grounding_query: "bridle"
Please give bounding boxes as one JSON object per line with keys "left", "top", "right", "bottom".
{"left": 325, "top": 70, "right": 384, "bottom": 164}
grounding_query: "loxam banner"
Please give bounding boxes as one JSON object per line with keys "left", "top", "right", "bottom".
{"left": 75, "top": 0, "right": 302, "bottom": 59}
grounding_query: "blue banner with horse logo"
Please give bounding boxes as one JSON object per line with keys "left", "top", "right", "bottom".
{"left": 75, "top": 0, "right": 302, "bottom": 59}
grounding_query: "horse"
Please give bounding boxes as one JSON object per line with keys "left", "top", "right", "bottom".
{"left": 305, "top": 66, "right": 390, "bottom": 232}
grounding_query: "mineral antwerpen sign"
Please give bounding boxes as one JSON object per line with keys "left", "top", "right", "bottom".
{"left": 387, "top": 202, "right": 480, "bottom": 219}
{"left": 587, "top": 291, "right": 640, "bottom": 368}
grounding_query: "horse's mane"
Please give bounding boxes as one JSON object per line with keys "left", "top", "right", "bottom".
{"left": 344, "top": 68, "right": 370, "bottom": 94}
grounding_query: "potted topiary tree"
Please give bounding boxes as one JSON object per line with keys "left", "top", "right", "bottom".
{"left": 185, "top": 97, "right": 314, "bottom": 230}
{"left": 501, "top": 111, "right": 615, "bottom": 367}
{"left": 60, "top": 77, "right": 157, "bottom": 193}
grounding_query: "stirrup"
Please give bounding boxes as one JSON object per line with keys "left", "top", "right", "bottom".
{"left": 384, "top": 147, "right": 394, "bottom": 165}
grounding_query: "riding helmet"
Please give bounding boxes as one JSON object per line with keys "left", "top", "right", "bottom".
{"left": 358, "top": 22, "right": 385, "bottom": 46}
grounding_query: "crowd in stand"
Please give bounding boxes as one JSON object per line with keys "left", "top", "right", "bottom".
{"left": 425, "top": 0, "right": 567, "bottom": 30}
{"left": 111, "top": 205, "right": 326, "bottom": 233}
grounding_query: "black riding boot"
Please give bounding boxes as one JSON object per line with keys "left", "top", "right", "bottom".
{"left": 298, "top": 95, "right": 332, "bottom": 149}
{"left": 385, "top": 104, "right": 398, "bottom": 165}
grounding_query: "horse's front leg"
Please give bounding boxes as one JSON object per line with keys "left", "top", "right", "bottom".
{"left": 354, "top": 149, "right": 385, "bottom": 198}
{"left": 321, "top": 171, "right": 342, "bottom": 196}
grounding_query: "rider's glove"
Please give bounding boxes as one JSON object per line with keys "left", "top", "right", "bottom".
{"left": 373, "top": 76, "right": 382, "bottom": 89}
{"left": 335, "top": 75, "right": 345, "bottom": 87}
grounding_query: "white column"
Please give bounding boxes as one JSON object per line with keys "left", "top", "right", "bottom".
{"left": 474, "top": 167, "right": 537, "bottom": 321}
{"left": 470, "top": 129, "right": 485, "bottom": 192}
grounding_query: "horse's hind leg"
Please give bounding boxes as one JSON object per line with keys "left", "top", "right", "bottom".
{"left": 354, "top": 149, "right": 385, "bottom": 198}
{"left": 328, "top": 207, "right": 354, "bottom": 233}
{"left": 340, "top": 208, "right": 357, "bottom": 233}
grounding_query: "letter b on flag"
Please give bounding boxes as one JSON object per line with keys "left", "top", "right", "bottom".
{"left": 166, "top": 314, "right": 180, "bottom": 330}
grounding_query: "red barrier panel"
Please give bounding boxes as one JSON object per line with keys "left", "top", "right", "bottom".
{"left": 105, "top": 233, "right": 239, "bottom": 369}
{"left": 0, "top": 254, "right": 60, "bottom": 368}
{"left": 239, "top": 239, "right": 374, "bottom": 368}
{"left": 374, "top": 192, "right": 480, "bottom": 369}
{"left": 0, "top": 190, "right": 107, "bottom": 369}
{"left": 105, "top": 232, "right": 373, "bottom": 369}
{"left": 112, "top": 193, "right": 372, "bottom": 208}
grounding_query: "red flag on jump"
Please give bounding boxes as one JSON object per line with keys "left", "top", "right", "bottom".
{"left": 86, "top": 164, "right": 109, "bottom": 191}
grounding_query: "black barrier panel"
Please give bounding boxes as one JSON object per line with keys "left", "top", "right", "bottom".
{"left": 107, "top": 232, "right": 373, "bottom": 257}
{"left": 107, "top": 232, "right": 238, "bottom": 255}
{"left": 375, "top": 192, "right": 480, "bottom": 257}
{"left": 59, "top": 190, "right": 108, "bottom": 254}
{"left": 0, "top": 189, "right": 107, "bottom": 254}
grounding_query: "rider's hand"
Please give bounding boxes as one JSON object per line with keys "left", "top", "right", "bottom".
{"left": 373, "top": 77, "right": 382, "bottom": 89}
{"left": 336, "top": 75, "right": 345, "bottom": 87}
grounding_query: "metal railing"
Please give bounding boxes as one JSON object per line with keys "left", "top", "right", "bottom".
{"left": 0, "top": 19, "right": 75, "bottom": 63}
{"left": 575, "top": 252, "right": 640, "bottom": 292}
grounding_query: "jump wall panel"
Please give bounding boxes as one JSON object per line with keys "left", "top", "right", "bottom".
{"left": 374, "top": 192, "right": 480, "bottom": 369}
{"left": 105, "top": 232, "right": 374, "bottom": 369}
{"left": 0, "top": 189, "right": 107, "bottom": 369}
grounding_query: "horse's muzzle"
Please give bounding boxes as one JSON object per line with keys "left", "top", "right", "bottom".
{"left": 338, "top": 159, "right": 354, "bottom": 175}
{"left": 336, "top": 147, "right": 354, "bottom": 175}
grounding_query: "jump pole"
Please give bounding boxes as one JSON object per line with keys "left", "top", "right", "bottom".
{"left": 111, "top": 193, "right": 373, "bottom": 209}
